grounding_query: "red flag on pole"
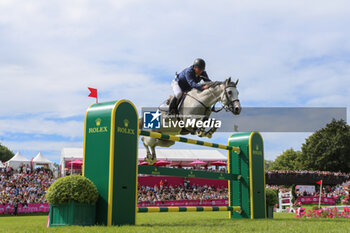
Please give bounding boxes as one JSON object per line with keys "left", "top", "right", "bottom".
{"left": 317, "top": 180, "right": 323, "bottom": 208}
{"left": 88, "top": 87, "right": 98, "bottom": 103}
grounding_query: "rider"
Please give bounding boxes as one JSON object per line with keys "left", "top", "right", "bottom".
{"left": 169, "top": 58, "right": 211, "bottom": 114}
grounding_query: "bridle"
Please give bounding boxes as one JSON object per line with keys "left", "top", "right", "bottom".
{"left": 212, "top": 83, "right": 239, "bottom": 113}
{"left": 186, "top": 81, "right": 239, "bottom": 114}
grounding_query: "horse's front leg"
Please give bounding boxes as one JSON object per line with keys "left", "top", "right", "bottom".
{"left": 204, "top": 126, "right": 218, "bottom": 139}
{"left": 196, "top": 127, "right": 206, "bottom": 137}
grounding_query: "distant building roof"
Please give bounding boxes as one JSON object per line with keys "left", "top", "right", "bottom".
{"left": 60, "top": 148, "right": 83, "bottom": 162}
{"left": 60, "top": 147, "right": 226, "bottom": 166}
{"left": 139, "top": 149, "right": 226, "bottom": 166}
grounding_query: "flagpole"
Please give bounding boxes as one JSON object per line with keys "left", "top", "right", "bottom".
{"left": 88, "top": 87, "right": 98, "bottom": 103}
{"left": 318, "top": 180, "right": 322, "bottom": 209}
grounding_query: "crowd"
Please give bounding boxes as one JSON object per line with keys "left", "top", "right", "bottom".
{"left": 266, "top": 184, "right": 290, "bottom": 193}
{"left": 138, "top": 178, "right": 228, "bottom": 204}
{"left": 266, "top": 170, "right": 350, "bottom": 178}
{"left": 0, "top": 167, "right": 55, "bottom": 207}
{"left": 267, "top": 179, "right": 350, "bottom": 205}
{"left": 265, "top": 170, "right": 349, "bottom": 185}
{"left": 173, "top": 166, "right": 227, "bottom": 173}
{"left": 175, "top": 167, "right": 350, "bottom": 184}
{"left": 1, "top": 163, "right": 349, "bottom": 209}
{"left": 295, "top": 180, "right": 350, "bottom": 200}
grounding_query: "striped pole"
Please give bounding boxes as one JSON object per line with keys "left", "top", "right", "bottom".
{"left": 138, "top": 206, "right": 241, "bottom": 213}
{"left": 139, "top": 130, "right": 240, "bottom": 154}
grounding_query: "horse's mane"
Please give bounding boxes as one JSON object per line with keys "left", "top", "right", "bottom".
{"left": 187, "top": 79, "right": 235, "bottom": 95}
{"left": 205, "top": 80, "right": 236, "bottom": 88}
{"left": 206, "top": 81, "right": 223, "bottom": 88}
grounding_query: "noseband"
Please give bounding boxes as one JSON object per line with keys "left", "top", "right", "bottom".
{"left": 212, "top": 83, "right": 239, "bottom": 113}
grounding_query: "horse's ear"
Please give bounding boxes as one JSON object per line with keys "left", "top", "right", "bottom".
{"left": 235, "top": 79, "right": 239, "bottom": 85}
{"left": 227, "top": 77, "right": 231, "bottom": 84}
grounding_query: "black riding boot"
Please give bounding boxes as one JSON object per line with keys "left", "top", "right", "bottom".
{"left": 169, "top": 97, "right": 178, "bottom": 114}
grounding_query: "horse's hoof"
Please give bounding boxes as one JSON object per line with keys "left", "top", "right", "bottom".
{"left": 149, "top": 159, "right": 156, "bottom": 165}
{"left": 144, "top": 157, "right": 155, "bottom": 165}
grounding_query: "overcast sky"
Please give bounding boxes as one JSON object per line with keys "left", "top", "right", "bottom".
{"left": 0, "top": 1, "right": 349, "bottom": 163}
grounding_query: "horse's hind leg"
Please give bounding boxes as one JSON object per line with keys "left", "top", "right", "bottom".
{"left": 141, "top": 137, "right": 152, "bottom": 160}
{"left": 151, "top": 146, "right": 156, "bottom": 162}
{"left": 150, "top": 140, "right": 175, "bottom": 162}
{"left": 156, "top": 139, "right": 175, "bottom": 148}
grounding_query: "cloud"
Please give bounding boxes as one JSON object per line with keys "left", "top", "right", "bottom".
{"left": 2, "top": 140, "right": 83, "bottom": 163}
{"left": 0, "top": 117, "right": 83, "bottom": 139}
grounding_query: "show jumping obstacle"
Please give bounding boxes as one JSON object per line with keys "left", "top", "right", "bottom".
{"left": 137, "top": 206, "right": 241, "bottom": 213}
{"left": 82, "top": 100, "right": 266, "bottom": 226}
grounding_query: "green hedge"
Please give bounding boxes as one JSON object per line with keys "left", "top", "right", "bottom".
{"left": 46, "top": 175, "right": 99, "bottom": 205}
{"left": 266, "top": 188, "right": 278, "bottom": 206}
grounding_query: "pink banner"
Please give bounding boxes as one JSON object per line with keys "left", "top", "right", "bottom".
{"left": 0, "top": 203, "right": 50, "bottom": 214}
{"left": 138, "top": 199, "right": 228, "bottom": 207}
{"left": 296, "top": 196, "right": 336, "bottom": 205}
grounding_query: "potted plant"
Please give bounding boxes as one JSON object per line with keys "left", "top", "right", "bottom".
{"left": 265, "top": 188, "right": 278, "bottom": 219}
{"left": 46, "top": 175, "right": 99, "bottom": 226}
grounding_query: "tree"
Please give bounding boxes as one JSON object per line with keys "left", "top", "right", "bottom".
{"left": 300, "top": 119, "right": 350, "bottom": 173}
{"left": 265, "top": 160, "right": 273, "bottom": 170}
{"left": 0, "top": 143, "right": 14, "bottom": 162}
{"left": 269, "top": 148, "right": 303, "bottom": 170}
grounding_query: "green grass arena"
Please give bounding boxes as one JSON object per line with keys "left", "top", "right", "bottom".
{"left": 1, "top": 212, "right": 349, "bottom": 233}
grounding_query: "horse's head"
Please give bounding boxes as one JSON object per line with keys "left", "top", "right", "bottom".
{"left": 221, "top": 77, "right": 241, "bottom": 115}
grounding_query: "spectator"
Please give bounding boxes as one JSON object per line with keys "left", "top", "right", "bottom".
{"left": 13, "top": 199, "right": 18, "bottom": 216}
{"left": 0, "top": 167, "right": 55, "bottom": 206}
{"left": 137, "top": 184, "right": 228, "bottom": 203}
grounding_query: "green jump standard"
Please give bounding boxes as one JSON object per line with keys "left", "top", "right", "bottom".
{"left": 83, "top": 100, "right": 266, "bottom": 226}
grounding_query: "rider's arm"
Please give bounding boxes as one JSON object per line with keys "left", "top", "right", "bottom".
{"left": 185, "top": 69, "right": 203, "bottom": 91}
{"left": 200, "top": 71, "right": 211, "bottom": 82}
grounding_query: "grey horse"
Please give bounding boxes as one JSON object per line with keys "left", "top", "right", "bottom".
{"left": 140, "top": 77, "right": 241, "bottom": 163}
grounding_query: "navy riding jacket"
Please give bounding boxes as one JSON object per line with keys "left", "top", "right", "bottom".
{"left": 175, "top": 65, "right": 210, "bottom": 92}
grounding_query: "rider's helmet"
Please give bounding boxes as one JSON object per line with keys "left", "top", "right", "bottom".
{"left": 193, "top": 58, "right": 206, "bottom": 70}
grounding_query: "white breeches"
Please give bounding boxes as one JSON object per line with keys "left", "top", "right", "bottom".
{"left": 171, "top": 80, "right": 182, "bottom": 99}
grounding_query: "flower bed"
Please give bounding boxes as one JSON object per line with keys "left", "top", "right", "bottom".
{"left": 295, "top": 206, "right": 350, "bottom": 218}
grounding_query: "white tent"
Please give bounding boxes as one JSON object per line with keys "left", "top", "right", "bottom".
{"left": 6, "top": 152, "right": 30, "bottom": 170}
{"left": 60, "top": 148, "right": 84, "bottom": 177}
{"left": 33, "top": 152, "right": 53, "bottom": 170}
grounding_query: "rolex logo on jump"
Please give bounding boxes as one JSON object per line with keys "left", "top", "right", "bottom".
{"left": 124, "top": 119, "right": 129, "bottom": 127}
{"left": 117, "top": 118, "right": 135, "bottom": 135}
{"left": 253, "top": 144, "right": 262, "bottom": 155}
{"left": 88, "top": 118, "right": 108, "bottom": 134}
{"left": 96, "top": 118, "right": 102, "bottom": 126}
